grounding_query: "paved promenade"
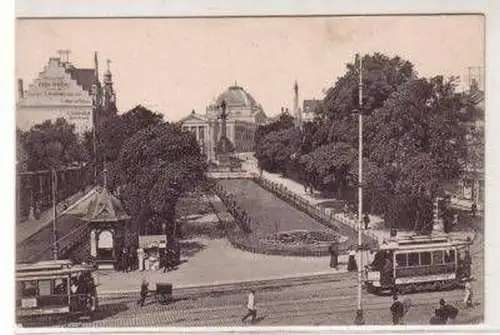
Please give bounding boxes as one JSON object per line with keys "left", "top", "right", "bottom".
{"left": 96, "top": 237, "right": 358, "bottom": 295}
{"left": 237, "top": 153, "right": 475, "bottom": 244}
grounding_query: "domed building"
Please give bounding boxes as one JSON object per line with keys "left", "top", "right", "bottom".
{"left": 180, "top": 84, "right": 267, "bottom": 162}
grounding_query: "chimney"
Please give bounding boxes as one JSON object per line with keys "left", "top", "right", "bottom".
{"left": 18, "top": 79, "right": 24, "bottom": 100}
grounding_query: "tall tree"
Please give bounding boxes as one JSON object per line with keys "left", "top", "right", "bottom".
{"left": 116, "top": 122, "right": 206, "bottom": 237}
{"left": 21, "top": 118, "right": 88, "bottom": 170}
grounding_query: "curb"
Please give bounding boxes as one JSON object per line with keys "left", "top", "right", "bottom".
{"left": 98, "top": 270, "right": 353, "bottom": 299}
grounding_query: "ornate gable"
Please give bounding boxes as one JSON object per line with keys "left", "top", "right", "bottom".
{"left": 19, "top": 58, "right": 93, "bottom": 107}
{"left": 84, "top": 187, "right": 131, "bottom": 223}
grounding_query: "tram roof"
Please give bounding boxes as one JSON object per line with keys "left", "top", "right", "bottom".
{"left": 16, "top": 260, "right": 94, "bottom": 278}
{"left": 378, "top": 233, "right": 470, "bottom": 251}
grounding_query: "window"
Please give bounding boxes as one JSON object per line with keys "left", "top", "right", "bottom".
{"left": 38, "top": 280, "right": 52, "bottom": 296}
{"left": 420, "top": 252, "right": 432, "bottom": 266}
{"left": 18, "top": 281, "right": 37, "bottom": 297}
{"left": 432, "top": 251, "right": 444, "bottom": 265}
{"left": 408, "top": 253, "right": 420, "bottom": 266}
{"left": 53, "top": 278, "right": 68, "bottom": 295}
{"left": 395, "top": 254, "right": 407, "bottom": 267}
{"left": 444, "top": 250, "right": 456, "bottom": 263}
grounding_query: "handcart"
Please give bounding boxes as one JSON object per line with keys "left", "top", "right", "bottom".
{"left": 155, "top": 283, "right": 173, "bottom": 305}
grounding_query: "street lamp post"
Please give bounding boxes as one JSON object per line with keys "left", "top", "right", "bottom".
{"left": 51, "top": 168, "right": 58, "bottom": 260}
{"left": 354, "top": 53, "right": 365, "bottom": 325}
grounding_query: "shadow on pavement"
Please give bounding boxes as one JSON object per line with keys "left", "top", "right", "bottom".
{"left": 92, "top": 302, "right": 129, "bottom": 321}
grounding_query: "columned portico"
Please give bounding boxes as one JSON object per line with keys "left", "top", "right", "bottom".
{"left": 179, "top": 84, "right": 267, "bottom": 163}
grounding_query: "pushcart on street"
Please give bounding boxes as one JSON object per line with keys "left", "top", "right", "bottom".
{"left": 154, "top": 283, "right": 173, "bottom": 305}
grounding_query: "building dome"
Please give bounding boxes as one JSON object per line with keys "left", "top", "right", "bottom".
{"left": 215, "top": 85, "right": 257, "bottom": 107}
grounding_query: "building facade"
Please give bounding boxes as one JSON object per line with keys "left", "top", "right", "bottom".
{"left": 16, "top": 51, "right": 115, "bottom": 135}
{"left": 180, "top": 84, "right": 267, "bottom": 162}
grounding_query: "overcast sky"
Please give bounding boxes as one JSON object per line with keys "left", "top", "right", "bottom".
{"left": 16, "top": 15, "right": 484, "bottom": 121}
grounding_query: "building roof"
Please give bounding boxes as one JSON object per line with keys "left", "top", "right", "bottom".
{"left": 83, "top": 186, "right": 131, "bottom": 222}
{"left": 65, "top": 66, "right": 97, "bottom": 93}
{"left": 215, "top": 85, "right": 258, "bottom": 107}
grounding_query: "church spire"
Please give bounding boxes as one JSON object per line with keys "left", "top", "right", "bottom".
{"left": 293, "top": 80, "right": 302, "bottom": 129}
{"left": 103, "top": 58, "right": 116, "bottom": 110}
{"left": 94, "top": 51, "right": 99, "bottom": 82}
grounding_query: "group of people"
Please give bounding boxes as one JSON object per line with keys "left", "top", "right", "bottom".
{"left": 342, "top": 203, "right": 371, "bottom": 230}
{"left": 328, "top": 243, "right": 360, "bottom": 273}
{"left": 390, "top": 282, "right": 474, "bottom": 325}
{"left": 429, "top": 298, "right": 461, "bottom": 325}
{"left": 119, "top": 247, "right": 135, "bottom": 273}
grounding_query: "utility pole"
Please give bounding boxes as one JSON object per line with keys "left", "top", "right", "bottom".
{"left": 51, "top": 168, "right": 58, "bottom": 260}
{"left": 354, "top": 53, "right": 365, "bottom": 325}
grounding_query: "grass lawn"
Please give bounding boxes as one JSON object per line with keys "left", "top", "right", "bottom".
{"left": 218, "top": 179, "right": 333, "bottom": 237}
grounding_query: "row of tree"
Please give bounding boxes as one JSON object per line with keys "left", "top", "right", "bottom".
{"left": 254, "top": 53, "right": 482, "bottom": 232}
{"left": 17, "top": 103, "right": 207, "bottom": 240}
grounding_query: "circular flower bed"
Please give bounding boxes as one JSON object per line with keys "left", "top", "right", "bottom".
{"left": 264, "top": 229, "right": 348, "bottom": 246}
{"left": 226, "top": 229, "right": 349, "bottom": 257}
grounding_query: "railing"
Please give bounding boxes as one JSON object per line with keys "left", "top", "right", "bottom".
{"left": 253, "top": 175, "right": 379, "bottom": 251}
{"left": 17, "top": 165, "right": 93, "bottom": 221}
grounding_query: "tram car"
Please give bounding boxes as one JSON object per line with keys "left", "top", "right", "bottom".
{"left": 16, "top": 260, "right": 99, "bottom": 325}
{"left": 364, "top": 233, "right": 472, "bottom": 295}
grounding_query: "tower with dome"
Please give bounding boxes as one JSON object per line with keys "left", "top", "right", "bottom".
{"left": 180, "top": 83, "right": 267, "bottom": 163}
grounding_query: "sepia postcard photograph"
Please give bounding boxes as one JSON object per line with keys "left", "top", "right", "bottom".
{"left": 11, "top": 2, "right": 492, "bottom": 331}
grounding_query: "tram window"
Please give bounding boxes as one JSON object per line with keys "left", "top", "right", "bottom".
{"left": 420, "top": 252, "right": 432, "bottom": 266}
{"left": 408, "top": 253, "right": 420, "bottom": 266}
{"left": 432, "top": 251, "right": 444, "bottom": 265}
{"left": 53, "top": 278, "right": 67, "bottom": 294}
{"left": 20, "top": 281, "right": 37, "bottom": 297}
{"left": 445, "top": 250, "right": 456, "bottom": 263}
{"left": 395, "top": 254, "right": 407, "bottom": 267}
{"left": 38, "top": 280, "right": 52, "bottom": 296}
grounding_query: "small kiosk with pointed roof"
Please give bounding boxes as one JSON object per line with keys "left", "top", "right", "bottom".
{"left": 83, "top": 170, "right": 134, "bottom": 270}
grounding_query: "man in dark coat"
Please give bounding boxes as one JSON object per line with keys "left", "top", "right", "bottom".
{"left": 463, "top": 250, "right": 472, "bottom": 279}
{"left": 471, "top": 202, "right": 477, "bottom": 217}
{"left": 436, "top": 298, "right": 459, "bottom": 324}
{"left": 328, "top": 243, "right": 338, "bottom": 269}
{"left": 363, "top": 213, "right": 370, "bottom": 230}
{"left": 390, "top": 295, "right": 405, "bottom": 325}
{"left": 137, "top": 280, "right": 149, "bottom": 307}
{"left": 121, "top": 247, "right": 129, "bottom": 273}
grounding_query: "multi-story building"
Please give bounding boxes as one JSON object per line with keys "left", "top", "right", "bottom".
{"left": 16, "top": 51, "right": 116, "bottom": 135}
{"left": 179, "top": 84, "right": 267, "bottom": 162}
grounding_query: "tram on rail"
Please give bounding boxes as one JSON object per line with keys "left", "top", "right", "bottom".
{"left": 364, "top": 233, "right": 472, "bottom": 295}
{"left": 16, "top": 260, "right": 98, "bottom": 323}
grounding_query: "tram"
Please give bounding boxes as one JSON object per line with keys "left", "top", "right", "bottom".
{"left": 16, "top": 260, "right": 99, "bottom": 324}
{"left": 364, "top": 233, "right": 472, "bottom": 295}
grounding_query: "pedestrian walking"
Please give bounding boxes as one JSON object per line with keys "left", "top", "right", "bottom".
{"left": 347, "top": 249, "right": 358, "bottom": 272}
{"left": 430, "top": 309, "right": 446, "bottom": 325}
{"left": 328, "top": 242, "right": 338, "bottom": 269}
{"left": 347, "top": 248, "right": 358, "bottom": 272}
{"left": 241, "top": 289, "right": 257, "bottom": 323}
{"left": 464, "top": 280, "right": 473, "bottom": 308}
{"left": 121, "top": 247, "right": 129, "bottom": 273}
{"left": 463, "top": 249, "right": 472, "bottom": 280}
{"left": 452, "top": 213, "right": 459, "bottom": 228}
{"left": 137, "top": 280, "right": 149, "bottom": 307}
{"left": 436, "top": 298, "right": 459, "bottom": 324}
{"left": 363, "top": 213, "right": 370, "bottom": 230}
{"left": 471, "top": 202, "right": 477, "bottom": 217}
{"left": 390, "top": 295, "right": 405, "bottom": 325}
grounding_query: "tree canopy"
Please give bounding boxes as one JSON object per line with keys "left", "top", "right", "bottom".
{"left": 115, "top": 122, "right": 207, "bottom": 236}
{"left": 254, "top": 52, "right": 478, "bottom": 232}
{"left": 20, "top": 118, "right": 88, "bottom": 170}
